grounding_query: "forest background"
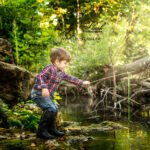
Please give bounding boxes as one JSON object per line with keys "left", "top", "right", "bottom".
{"left": 0, "top": 0, "right": 150, "bottom": 81}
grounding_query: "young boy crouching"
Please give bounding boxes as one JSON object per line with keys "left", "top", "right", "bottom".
{"left": 31, "top": 47, "right": 90, "bottom": 139}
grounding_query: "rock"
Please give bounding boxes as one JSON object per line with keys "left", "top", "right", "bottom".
{"left": 68, "top": 136, "right": 93, "bottom": 144}
{"left": 64, "top": 121, "right": 127, "bottom": 135}
{"left": 0, "top": 38, "right": 15, "bottom": 64}
{"left": 0, "top": 61, "right": 35, "bottom": 104}
{"left": 13, "top": 103, "right": 41, "bottom": 113}
{"left": 45, "top": 139, "right": 59, "bottom": 149}
{"left": 0, "top": 128, "right": 36, "bottom": 140}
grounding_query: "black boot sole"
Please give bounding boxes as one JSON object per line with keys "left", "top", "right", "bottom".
{"left": 37, "top": 131, "right": 55, "bottom": 139}
{"left": 48, "top": 130, "right": 65, "bottom": 137}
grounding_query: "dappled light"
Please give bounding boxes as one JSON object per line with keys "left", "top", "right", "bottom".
{"left": 0, "top": 0, "right": 150, "bottom": 149}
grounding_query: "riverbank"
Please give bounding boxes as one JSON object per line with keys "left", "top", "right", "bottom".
{"left": 0, "top": 96, "right": 150, "bottom": 150}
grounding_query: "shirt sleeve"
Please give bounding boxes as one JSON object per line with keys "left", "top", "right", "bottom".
{"left": 62, "top": 72, "right": 83, "bottom": 87}
{"left": 38, "top": 66, "right": 52, "bottom": 89}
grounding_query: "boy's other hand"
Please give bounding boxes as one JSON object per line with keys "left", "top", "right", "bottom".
{"left": 42, "top": 88, "right": 50, "bottom": 97}
{"left": 83, "top": 81, "right": 90, "bottom": 86}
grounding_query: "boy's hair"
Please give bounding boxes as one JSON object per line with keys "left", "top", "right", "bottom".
{"left": 50, "top": 47, "right": 71, "bottom": 63}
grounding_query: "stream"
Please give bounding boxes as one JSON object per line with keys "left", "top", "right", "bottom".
{"left": 59, "top": 96, "right": 150, "bottom": 150}
{"left": 0, "top": 96, "right": 150, "bottom": 150}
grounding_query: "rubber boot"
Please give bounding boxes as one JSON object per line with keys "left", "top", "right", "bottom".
{"left": 48, "top": 111, "right": 65, "bottom": 137}
{"left": 37, "top": 109, "right": 55, "bottom": 139}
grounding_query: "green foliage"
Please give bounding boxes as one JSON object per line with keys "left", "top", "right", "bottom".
{"left": 57, "top": 0, "right": 150, "bottom": 80}
{"left": 54, "top": 92, "right": 62, "bottom": 105}
{"left": 12, "top": 20, "right": 19, "bottom": 64}
{"left": 0, "top": 0, "right": 61, "bottom": 71}
{"left": 0, "top": 92, "right": 62, "bottom": 131}
{"left": 5, "top": 56, "right": 10, "bottom": 62}
{"left": 7, "top": 117, "right": 22, "bottom": 128}
{"left": 20, "top": 112, "right": 40, "bottom": 131}
{"left": 0, "top": 100, "right": 41, "bottom": 131}
{"left": 0, "top": 0, "right": 150, "bottom": 81}
{"left": 122, "top": 0, "right": 150, "bottom": 62}
{"left": 58, "top": 18, "right": 127, "bottom": 80}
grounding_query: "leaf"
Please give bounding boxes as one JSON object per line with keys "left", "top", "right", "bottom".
{"left": 31, "top": 142, "right": 36, "bottom": 147}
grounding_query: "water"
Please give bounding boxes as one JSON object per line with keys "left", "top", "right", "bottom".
{"left": 0, "top": 96, "right": 150, "bottom": 150}
{"left": 59, "top": 96, "right": 150, "bottom": 150}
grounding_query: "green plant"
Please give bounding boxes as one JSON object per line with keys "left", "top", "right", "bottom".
{"left": 127, "top": 72, "right": 131, "bottom": 122}
{"left": 20, "top": 113, "right": 40, "bottom": 131}
{"left": 54, "top": 92, "right": 62, "bottom": 105}
{"left": 12, "top": 20, "right": 19, "bottom": 65}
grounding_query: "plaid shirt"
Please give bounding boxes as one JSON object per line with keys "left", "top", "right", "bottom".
{"left": 32, "top": 64, "right": 83, "bottom": 99}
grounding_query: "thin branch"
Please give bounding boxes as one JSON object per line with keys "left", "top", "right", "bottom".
{"left": 95, "top": 88, "right": 110, "bottom": 111}
{"left": 101, "top": 89, "right": 141, "bottom": 105}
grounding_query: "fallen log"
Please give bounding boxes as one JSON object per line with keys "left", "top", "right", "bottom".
{"left": 104, "top": 56, "right": 150, "bottom": 82}
{"left": 130, "top": 89, "right": 150, "bottom": 99}
{"left": 138, "top": 81, "right": 150, "bottom": 88}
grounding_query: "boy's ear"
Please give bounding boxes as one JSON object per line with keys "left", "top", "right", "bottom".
{"left": 55, "top": 59, "right": 59, "bottom": 64}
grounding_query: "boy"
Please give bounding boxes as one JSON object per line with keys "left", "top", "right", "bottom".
{"left": 31, "top": 47, "right": 90, "bottom": 139}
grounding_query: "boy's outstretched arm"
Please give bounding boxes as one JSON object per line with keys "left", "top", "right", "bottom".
{"left": 62, "top": 72, "right": 90, "bottom": 87}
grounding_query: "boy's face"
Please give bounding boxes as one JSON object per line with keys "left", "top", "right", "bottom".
{"left": 54, "top": 59, "right": 68, "bottom": 71}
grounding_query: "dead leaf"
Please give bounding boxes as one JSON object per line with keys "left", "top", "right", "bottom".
{"left": 31, "top": 142, "right": 36, "bottom": 147}
{"left": 59, "top": 137, "right": 66, "bottom": 141}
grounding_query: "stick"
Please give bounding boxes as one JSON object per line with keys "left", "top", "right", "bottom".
{"left": 95, "top": 88, "right": 110, "bottom": 111}
{"left": 101, "top": 89, "right": 141, "bottom": 105}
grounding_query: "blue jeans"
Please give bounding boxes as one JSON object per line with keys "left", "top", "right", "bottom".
{"left": 31, "top": 90, "right": 58, "bottom": 112}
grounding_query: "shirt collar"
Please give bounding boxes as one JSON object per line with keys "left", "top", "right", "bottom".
{"left": 52, "top": 64, "right": 62, "bottom": 73}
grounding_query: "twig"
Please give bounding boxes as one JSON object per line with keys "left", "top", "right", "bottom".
{"left": 101, "top": 89, "right": 141, "bottom": 105}
{"left": 90, "top": 70, "right": 137, "bottom": 84}
{"left": 130, "top": 89, "right": 150, "bottom": 99}
{"left": 95, "top": 88, "right": 110, "bottom": 111}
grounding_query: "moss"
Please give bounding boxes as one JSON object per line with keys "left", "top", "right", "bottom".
{"left": 0, "top": 99, "right": 42, "bottom": 130}
{"left": 7, "top": 117, "right": 22, "bottom": 128}
{"left": 64, "top": 121, "right": 127, "bottom": 135}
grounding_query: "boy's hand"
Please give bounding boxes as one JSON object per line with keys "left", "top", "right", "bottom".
{"left": 42, "top": 88, "right": 50, "bottom": 97}
{"left": 83, "top": 81, "right": 90, "bottom": 86}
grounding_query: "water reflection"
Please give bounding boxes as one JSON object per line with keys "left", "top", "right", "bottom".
{"left": 59, "top": 96, "right": 150, "bottom": 150}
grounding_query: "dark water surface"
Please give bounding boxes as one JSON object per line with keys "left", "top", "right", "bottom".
{"left": 59, "top": 96, "right": 150, "bottom": 150}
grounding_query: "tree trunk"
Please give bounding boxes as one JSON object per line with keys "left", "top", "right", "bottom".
{"left": 104, "top": 56, "right": 150, "bottom": 82}
{"left": 76, "top": 0, "right": 80, "bottom": 39}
